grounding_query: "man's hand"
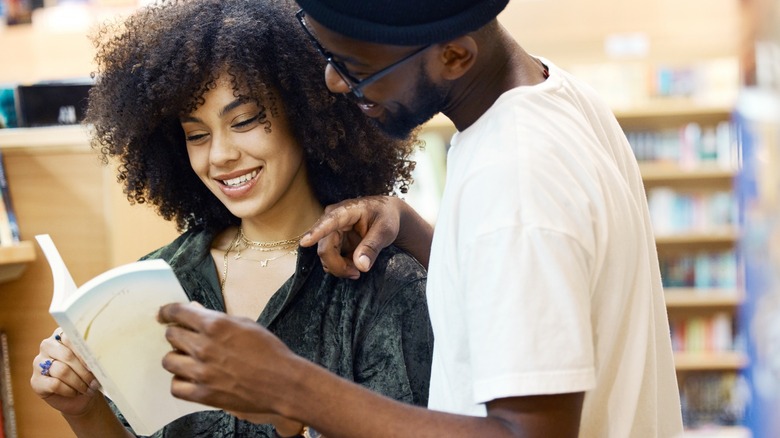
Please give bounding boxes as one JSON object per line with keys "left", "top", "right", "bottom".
{"left": 300, "top": 196, "right": 401, "bottom": 279}
{"left": 300, "top": 196, "right": 432, "bottom": 278}
{"left": 157, "top": 302, "right": 302, "bottom": 414}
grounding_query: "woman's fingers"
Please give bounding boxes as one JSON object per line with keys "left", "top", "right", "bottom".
{"left": 31, "top": 328, "right": 97, "bottom": 396}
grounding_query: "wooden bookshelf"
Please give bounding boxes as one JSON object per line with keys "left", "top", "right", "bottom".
{"left": 681, "top": 426, "right": 751, "bottom": 437}
{"left": 0, "top": 125, "right": 91, "bottom": 152}
{"left": 664, "top": 288, "right": 743, "bottom": 308}
{"left": 0, "top": 0, "right": 747, "bottom": 434}
{"left": 616, "top": 102, "right": 732, "bottom": 129}
{"left": 654, "top": 231, "right": 739, "bottom": 254}
{"left": 639, "top": 163, "right": 735, "bottom": 190}
{"left": 674, "top": 351, "right": 748, "bottom": 371}
{"left": 623, "top": 102, "right": 745, "bottom": 391}
{"left": 0, "top": 126, "right": 179, "bottom": 438}
{"left": 0, "top": 240, "right": 35, "bottom": 264}
{"left": 0, "top": 240, "right": 36, "bottom": 283}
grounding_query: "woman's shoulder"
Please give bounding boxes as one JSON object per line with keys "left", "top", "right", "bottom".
{"left": 368, "top": 244, "right": 427, "bottom": 284}
{"left": 140, "top": 227, "right": 216, "bottom": 267}
{"left": 345, "top": 245, "right": 431, "bottom": 346}
{"left": 346, "top": 244, "right": 427, "bottom": 312}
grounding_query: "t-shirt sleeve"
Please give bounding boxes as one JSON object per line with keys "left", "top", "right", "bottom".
{"left": 463, "top": 225, "right": 596, "bottom": 403}
{"left": 455, "top": 155, "right": 598, "bottom": 403}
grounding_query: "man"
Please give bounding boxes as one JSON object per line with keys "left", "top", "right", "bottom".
{"left": 158, "top": 0, "right": 684, "bottom": 436}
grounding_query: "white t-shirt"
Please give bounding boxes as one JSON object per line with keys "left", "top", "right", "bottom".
{"left": 425, "top": 59, "right": 683, "bottom": 437}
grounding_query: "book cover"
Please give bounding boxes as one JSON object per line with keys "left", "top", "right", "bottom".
{"left": 0, "top": 86, "right": 18, "bottom": 129}
{"left": 0, "top": 331, "right": 16, "bottom": 438}
{"left": 35, "top": 234, "right": 217, "bottom": 435}
{"left": 0, "top": 150, "right": 20, "bottom": 246}
{"left": 0, "top": 190, "right": 13, "bottom": 247}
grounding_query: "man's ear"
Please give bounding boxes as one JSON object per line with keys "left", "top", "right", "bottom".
{"left": 436, "top": 36, "right": 478, "bottom": 80}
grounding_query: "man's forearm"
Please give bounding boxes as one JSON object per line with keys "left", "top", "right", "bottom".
{"left": 278, "top": 356, "right": 582, "bottom": 438}
{"left": 396, "top": 199, "right": 433, "bottom": 269}
{"left": 277, "top": 360, "right": 475, "bottom": 438}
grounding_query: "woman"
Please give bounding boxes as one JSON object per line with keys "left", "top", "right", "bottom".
{"left": 29, "top": 0, "right": 432, "bottom": 436}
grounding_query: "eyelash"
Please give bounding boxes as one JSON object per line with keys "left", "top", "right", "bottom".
{"left": 184, "top": 113, "right": 261, "bottom": 142}
{"left": 233, "top": 114, "right": 259, "bottom": 129}
{"left": 186, "top": 133, "right": 207, "bottom": 142}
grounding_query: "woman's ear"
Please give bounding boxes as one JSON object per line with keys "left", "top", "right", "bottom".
{"left": 435, "top": 36, "right": 478, "bottom": 81}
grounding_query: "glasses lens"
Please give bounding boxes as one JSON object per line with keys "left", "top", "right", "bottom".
{"left": 297, "top": 10, "right": 363, "bottom": 98}
{"left": 328, "top": 60, "right": 357, "bottom": 85}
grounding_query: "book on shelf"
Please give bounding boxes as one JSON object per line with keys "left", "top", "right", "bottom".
{"left": 660, "top": 250, "right": 737, "bottom": 289}
{"left": 680, "top": 371, "right": 747, "bottom": 430}
{"left": 647, "top": 188, "right": 737, "bottom": 236}
{"left": 670, "top": 313, "right": 734, "bottom": 353}
{"left": 0, "top": 86, "right": 18, "bottom": 129}
{"left": 625, "top": 120, "right": 739, "bottom": 170}
{"left": 0, "top": 331, "right": 17, "bottom": 438}
{"left": 0, "top": 149, "right": 20, "bottom": 247}
{"left": 35, "top": 234, "right": 217, "bottom": 436}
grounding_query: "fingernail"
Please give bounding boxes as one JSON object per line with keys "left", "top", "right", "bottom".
{"left": 89, "top": 379, "right": 101, "bottom": 391}
{"left": 358, "top": 254, "right": 371, "bottom": 271}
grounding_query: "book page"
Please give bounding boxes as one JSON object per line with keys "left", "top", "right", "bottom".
{"left": 34, "top": 234, "right": 78, "bottom": 310}
{"left": 35, "top": 234, "right": 217, "bottom": 435}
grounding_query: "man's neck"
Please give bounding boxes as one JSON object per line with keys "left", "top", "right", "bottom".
{"left": 441, "top": 35, "right": 545, "bottom": 132}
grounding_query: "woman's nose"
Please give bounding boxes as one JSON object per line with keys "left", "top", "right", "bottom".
{"left": 210, "top": 134, "right": 240, "bottom": 164}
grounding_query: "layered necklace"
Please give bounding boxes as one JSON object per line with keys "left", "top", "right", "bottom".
{"left": 221, "top": 227, "right": 304, "bottom": 291}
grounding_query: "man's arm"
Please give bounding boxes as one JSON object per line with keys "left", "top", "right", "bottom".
{"left": 158, "top": 303, "right": 583, "bottom": 437}
{"left": 300, "top": 196, "right": 433, "bottom": 278}
{"left": 273, "top": 361, "right": 584, "bottom": 438}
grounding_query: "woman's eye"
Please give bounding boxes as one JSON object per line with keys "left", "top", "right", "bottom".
{"left": 185, "top": 133, "right": 208, "bottom": 142}
{"left": 233, "top": 114, "right": 260, "bottom": 130}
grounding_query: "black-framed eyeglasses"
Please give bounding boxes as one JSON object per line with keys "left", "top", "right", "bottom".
{"left": 296, "top": 9, "right": 430, "bottom": 100}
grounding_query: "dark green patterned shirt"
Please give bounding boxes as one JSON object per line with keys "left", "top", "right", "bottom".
{"left": 110, "top": 228, "right": 433, "bottom": 437}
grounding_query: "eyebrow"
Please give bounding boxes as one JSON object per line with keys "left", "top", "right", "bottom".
{"left": 180, "top": 98, "right": 249, "bottom": 123}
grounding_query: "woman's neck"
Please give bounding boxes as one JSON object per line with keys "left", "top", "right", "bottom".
{"left": 240, "top": 195, "right": 324, "bottom": 244}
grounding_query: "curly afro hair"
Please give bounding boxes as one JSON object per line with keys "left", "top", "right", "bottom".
{"left": 85, "top": 0, "right": 419, "bottom": 232}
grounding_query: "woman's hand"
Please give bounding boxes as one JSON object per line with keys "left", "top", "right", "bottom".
{"left": 30, "top": 328, "right": 101, "bottom": 417}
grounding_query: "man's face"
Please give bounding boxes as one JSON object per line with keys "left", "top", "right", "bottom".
{"left": 374, "top": 64, "right": 448, "bottom": 139}
{"left": 301, "top": 14, "right": 448, "bottom": 139}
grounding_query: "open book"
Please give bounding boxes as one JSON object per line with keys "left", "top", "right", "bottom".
{"left": 35, "top": 234, "right": 217, "bottom": 435}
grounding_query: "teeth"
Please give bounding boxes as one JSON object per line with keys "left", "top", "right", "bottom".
{"left": 359, "top": 103, "right": 375, "bottom": 110}
{"left": 222, "top": 169, "right": 258, "bottom": 187}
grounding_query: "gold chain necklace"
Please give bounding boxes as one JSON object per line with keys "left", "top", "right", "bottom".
{"left": 221, "top": 227, "right": 300, "bottom": 292}
{"left": 238, "top": 227, "right": 305, "bottom": 250}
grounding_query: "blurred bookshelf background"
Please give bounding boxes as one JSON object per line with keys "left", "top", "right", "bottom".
{"left": 0, "top": 0, "right": 778, "bottom": 437}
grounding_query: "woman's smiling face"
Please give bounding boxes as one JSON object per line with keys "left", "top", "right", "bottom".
{"left": 181, "top": 74, "right": 311, "bottom": 224}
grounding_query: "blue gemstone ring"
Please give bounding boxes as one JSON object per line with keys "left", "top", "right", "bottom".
{"left": 39, "top": 359, "right": 54, "bottom": 376}
{"left": 54, "top": 331, "right": 63, "bottom": 343}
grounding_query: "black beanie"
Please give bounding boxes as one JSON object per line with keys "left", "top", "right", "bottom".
{"left": 295, "top": 0, "right": 510, "bottom": 45}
